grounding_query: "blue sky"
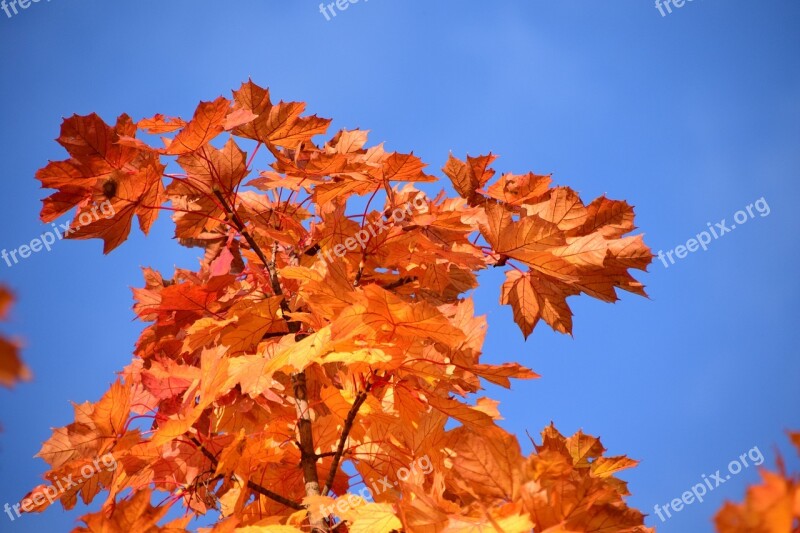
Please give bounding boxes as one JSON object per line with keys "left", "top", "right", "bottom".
{"left": 1, "top": 1, "right": 799, "bottom": 531}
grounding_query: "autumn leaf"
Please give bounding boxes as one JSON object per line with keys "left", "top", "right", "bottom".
{"left": 138, "top": 114, "right": 187, "bottom": 134}
{"left": 232, "top": 80, "right": 331, "bottom": 149}
{"left": 480, "top": 177, "right": 651, "bottom": 336}
{"left": 165, "top": 97, "right": 231, "bottom": 155}
{"left": 790, "top": 432, "right": 800, "bottom": 455}
{"left": 347, "top": 503, "right": 403, "bottom": 533}
{"left": 0, "top": 286, "right": 29, "bottom": 387}
{"left": 522, "top": 425, "right": 654, "bottom": 533}
{"left": 444, "top": 153, "right": 497, "bottom": 205}
{"left": 501, "top": 269, "right": 575, "bottom": 337}
{"left": 714, "top": 432, "right": 800, "bottom": 533}
{"left": 75, "top": 489, "right": 181, "bottom": 532}
{"left": 237, "top": 526, "right": 306, "bottom": 533}
{"left": 37, "top": 113, "right": 166, "bottom": 252}
{"left": 445, "top": 425, "right": 524, "bottom": 501}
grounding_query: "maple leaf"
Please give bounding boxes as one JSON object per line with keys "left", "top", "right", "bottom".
{"left": 0, "top": 286, "right": 29, "bottom": 387}
{"left": 444, "top": 153, "right": 497, "bottom": 205}
{"left": 484, "top": 171, "right": 552, "bottom": 206}
{"left": 790, "top": 432, "right": 800, "bottom": 455}
{"left": 520, "top": 425, "right": 653, "bottom": 533}
{"left": 232, "top": 80, "right": 331, "bottom": 150}
{"left": 165, "top": 97, "right": 231, "bottom": 155}
{"left": 36, "top": 113, "right": 166, "bottom": 252}
{"left": 445, "top": 425, "right": 524, "bottom": 501}
{"left": 138, "top": 113, "right": 187, "bottom": 134}
{"left": 75, "top": 488, "right": 189, "bottom": 532}
{"left": 166, "top": 138, "right": 250, "bottom": 239}
{"left": 479, "top": 177, "right": 651, "bottom": 336}
{"left": 501, "top": 269, "right": 576, "bottom": 336}
{"left": 714, "top": 432, "right": 800, "bottom": 533}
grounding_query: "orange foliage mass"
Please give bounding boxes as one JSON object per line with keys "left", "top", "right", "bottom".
{"left": 26, "top": 81, "right": 657, "bottom": 532}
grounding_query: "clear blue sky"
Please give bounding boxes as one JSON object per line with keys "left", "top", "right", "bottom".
{"left": 1, "top": 1, "right": 799, "bottom": 532}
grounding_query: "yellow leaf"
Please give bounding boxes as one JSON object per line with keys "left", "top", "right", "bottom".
{"left": 348, "top": 503, "right": 402, "bottom": 533}
{"left": 235, "top": 526, "right": 306, "bottom": 533}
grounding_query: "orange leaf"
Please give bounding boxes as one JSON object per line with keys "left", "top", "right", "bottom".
{"left": 0, "top": 286, "right": 29, "bottom": 388}
{"left": 165, "top": 97, "right": 230, "bottom": 155}
{"left": 443, "top": 153, "right": 497, "bottom": 205}
{"left": 231, "top": 80, "right": 331, "bottom": 149}
{"left": 137, "top": 113, "right": 186, "bottom": 134}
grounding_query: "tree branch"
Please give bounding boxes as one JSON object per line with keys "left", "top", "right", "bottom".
{"left": 382, "top": 276, "right": 417, "bottom": 290}
{"left": 213, "top": 188, "right": 291, "bottom": 318}
{"left": 213, "top": 188, "right": 272, "bottom": 273}
{"left": 189, "top": 437, "right": 303, "bottom": 510}
{"left": 292, "top": 372, "right": 327, "bottom": 532}
{"left": 492, "top": 255, "right": 508, "bottom": 267}
{"left": 315, "top": 451, "right": 339, "bottom": 459}
{"left": 322, "top": 386, "right": 370, "bottom": 495}
{"left": 214, "top": 189, "right": 322, "bottom": 529}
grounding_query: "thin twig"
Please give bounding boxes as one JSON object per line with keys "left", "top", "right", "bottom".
{"left": 322, "top": 386, "right": 370, "bottom": 495}
{"left": 213, "top": 187, "right": 297, "bottom": 326}
{"left": 213, "top": 188, "right": 271, "bottom": 271}
{"left": 382, "top": 277, "right": 417, "bottom": 290}
{"left": 188, "top": 437, "right": 303, "bottom": 510}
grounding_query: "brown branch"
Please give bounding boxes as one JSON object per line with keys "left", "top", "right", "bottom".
{"left": 315, "top": 451, "right": 339, "bottom": 459}
{"left": 213, "top": 188, "right": 290, "bottom": 310}
{"left": 354, "top": 252, "right": 369, "bottom": 287}
{"left": 292, "top": 372, "right": 327, "bottom": 532}
{"left": 321, "top": 386, "right": 370, "bottom": 496}
{"left": 188, "top": 437, "right": 303, "bottom": 510}
{"left": 261, "top": 331, "right": 288, "bottom": 341}
{"left": 213, "top": 188, "right": 302, "bottom": 334}
{"left": 303, "top": 243, "right": 321, "bottom": 257}
{"left": 246, "top": 480, "right": 303, "bottom": 511}
{"left": 213, "top": 188, "right": 271, "bottom": 269}
{"left": 382, "top": 276, "right": 417, "bottom": 290}
{"left": 214, "top": 189, "right": 322, "bottom": 529}
{"left": 492, "top": 255, "right": 508, "bottom": 267}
